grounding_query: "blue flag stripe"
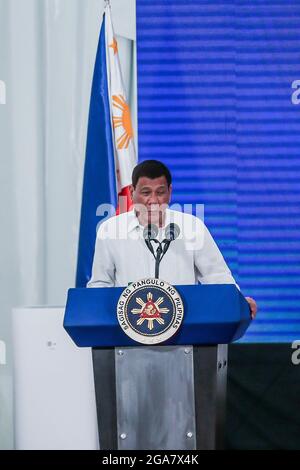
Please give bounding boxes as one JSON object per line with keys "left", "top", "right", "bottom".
{"left": 76, "top": 16, "right": 117, "bottom": 288}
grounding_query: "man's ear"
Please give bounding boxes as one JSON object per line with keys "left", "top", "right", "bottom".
{"left": 168, "top": 184, "right": 172, "bottom": 201}
{"left": 129, "top": 184, "right": 134, "bottom": 200}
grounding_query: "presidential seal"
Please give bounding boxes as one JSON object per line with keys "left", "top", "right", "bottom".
{"left": 117, "top": 278, "right": 184, "bottom": 345}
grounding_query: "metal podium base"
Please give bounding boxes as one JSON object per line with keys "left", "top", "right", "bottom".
{"left": 92, "top": 345, "right": 227, "bottom": 450}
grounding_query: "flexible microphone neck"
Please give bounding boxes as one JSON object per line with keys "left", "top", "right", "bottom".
{"left": 154, "top": 244, "right": 163, "bottom": 278}
{"left": 143, "top": 223, "right": 158, "bottom": 260}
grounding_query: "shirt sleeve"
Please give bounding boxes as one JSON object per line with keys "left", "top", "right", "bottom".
{"left": 193, "top": 218, "right": 239, "bottom": 287}
{"left": 86, "top": 224, "right": 116, "bottom": 288}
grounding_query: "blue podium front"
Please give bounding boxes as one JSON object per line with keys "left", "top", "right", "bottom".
{"left": 64, "top": 284, "right": 251, "bottom": 347}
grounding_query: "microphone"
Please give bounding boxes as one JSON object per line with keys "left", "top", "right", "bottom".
{"left": 160, "top": 223, "right": 180, "bottom": 259}
{"left": 164, "top": 223, "right": 180, "bottom": 241}
{"left": 143, "top": 224, "right": 159, "bottom": 241}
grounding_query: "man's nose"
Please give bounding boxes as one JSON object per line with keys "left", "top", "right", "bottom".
{"left": 148, "top": 193, "right": 159, "bottom": 205}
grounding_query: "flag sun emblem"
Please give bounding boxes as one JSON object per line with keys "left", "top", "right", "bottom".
{"left": 117, "top": 279, "right": 184, "bottom": 345}
{"left": 112, "top": 95, "right": 134, "bottom": 150}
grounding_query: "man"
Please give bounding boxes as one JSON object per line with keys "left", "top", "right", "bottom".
{"left": 88, "top": 160, "right": 257, "bottom": 319}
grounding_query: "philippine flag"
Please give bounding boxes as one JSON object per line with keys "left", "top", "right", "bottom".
{"left": 76, "top": 3, "right": 137, "bottom": 288}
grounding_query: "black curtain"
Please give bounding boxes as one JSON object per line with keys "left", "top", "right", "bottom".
{"left": 226, "top": 344, "right": 300, "bottom": 450}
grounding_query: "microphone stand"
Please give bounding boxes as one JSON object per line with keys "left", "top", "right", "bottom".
{"left": 155, "top": 243, "right": 163, "bottom": 279}
{"left": 147, "top": 238, "right": 172, "bottom": 279}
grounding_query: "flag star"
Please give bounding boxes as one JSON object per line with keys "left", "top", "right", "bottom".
{"left": 109, "top": 37, "right": 118, "bottom": 55}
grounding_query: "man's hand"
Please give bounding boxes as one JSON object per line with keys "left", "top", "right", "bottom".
{"left": 245, "top": 297, "right": 257, "bottom": 319}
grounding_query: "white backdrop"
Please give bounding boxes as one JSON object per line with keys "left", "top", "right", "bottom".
{"left": 0, "top": 0, "right": 136, "bottom": 449}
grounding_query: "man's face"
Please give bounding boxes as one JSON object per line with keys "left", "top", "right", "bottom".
{"left": 130, "top": 176, "right": 172, "bottom": 226}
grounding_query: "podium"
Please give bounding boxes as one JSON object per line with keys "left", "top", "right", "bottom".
{"left": 64, "top": 284, "right": 251, "bottom": 450}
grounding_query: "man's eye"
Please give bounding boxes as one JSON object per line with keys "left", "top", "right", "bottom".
{"left": 141, "top": 192, "right": 150, "bottom": 196}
